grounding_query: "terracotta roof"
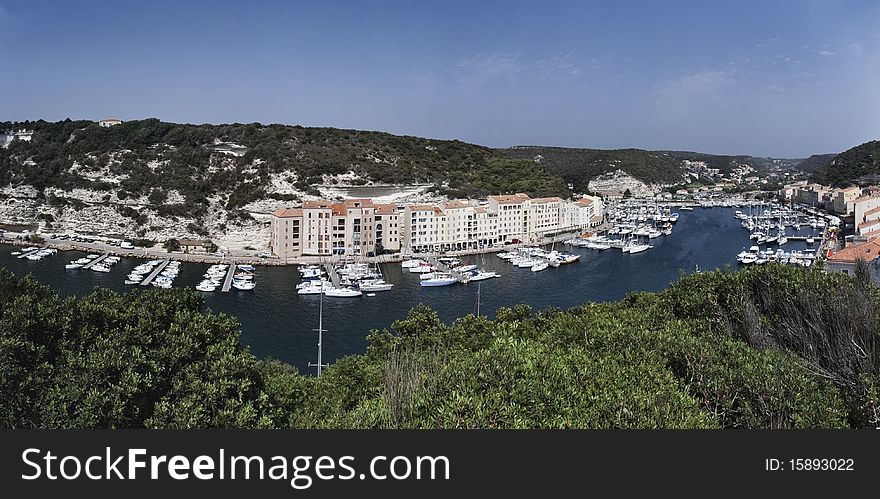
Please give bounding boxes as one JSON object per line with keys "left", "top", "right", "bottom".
{"left": 488, "top": 193, "right": 530, "bottom": 204}
{"left": 331, "top": 204, "right": 346, "bottom": 216}
{"left": 530, "top": 197, "right": 562, "bottom": 204}
{"left": 863, "top": 206, "right": 880, "bottom": 218}
{"left": 342, "top": 198, "right": 374, "bottom": 208}
{"left": 407, "top": 204, "right": 436, "bottom": 211}
{"left": 271, "top": 208, "right": 303, "bottom": 218}
{"left": 375, "top": 204, "right": 399, "bottom": 215}
{"left": 828, "top": 240, "right": 880, "bottom": 263}
{"left": 303, "top": 200, "right": 333, "bottom": 209}
{"left": 859, "top": 219, "right": 880, "bottom": 230}
{"left": 443, "top": 199, "right": 473, "bottom": 209}
{"left": 854, "top": 195, "right": 880, "bottom": 204}
{"left": 576, "top": 197, "right": 594, "bottom": 206}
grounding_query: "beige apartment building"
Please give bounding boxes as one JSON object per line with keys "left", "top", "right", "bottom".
{"left": 270, "top": 199, "right": 401, "bottom": 258}
{"left": 270, "top": 193, "right": 605, "bottom": 258}
{"left": 488, "top": 193, "right": 530, "bottom": 243}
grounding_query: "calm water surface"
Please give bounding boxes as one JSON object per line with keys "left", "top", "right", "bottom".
{"left": 0, "top": 208, "right": 819, "bottom": 372}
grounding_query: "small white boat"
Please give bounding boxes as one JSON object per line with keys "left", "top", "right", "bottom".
{"left": 467, "top": 271, "right": 499, "bottom": 281}
{"left": 359, "top": 280, "right": 394, "bottom": 292}
{"left": 91, "top": 264, "right": 111, "bottom": 273}
{"left": 806, "top": 236, "right": 815, "bottom": 245}
{"left": 10, "top": 251, "right": 21, "bottom": 256}
{"left": 324, "top": 287, "right": 362, "bottom": 297}
{"left": 420, "top": 274, "right": 458, "bottom": 287}
{"left": 401, "top": 259, "right": 423, "bottom": 268}
{"left": 366, "top": 293, "right": 377, "bottom": 297}
{"left": 531, "top": 262, "right": 549, "bottom": 272}
{"left": 233, "top": 281, "right": 256, "bottom": 291}
{"left": 196, "top": 282, "right": 217, "bottom": 292}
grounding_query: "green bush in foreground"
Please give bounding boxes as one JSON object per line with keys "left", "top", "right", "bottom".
{"left": 0, "top": 264, "right": 875, "bottom": 429}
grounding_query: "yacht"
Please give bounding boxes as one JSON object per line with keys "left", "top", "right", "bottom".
{"left": 420, "top": 274, "right": 458, "bottom": 287}
{"left": 233, "top": 281, "right": 256, "bottom": 291}
{"left": 466, "top": 271, "right": 499, "bottom": 281}
{"left": 297, "top": 280, "right": 329, "bottom": 295}
{"left": 324, "top": 286, "right": 361, "bottom": 297}
{"left": 91, "top": 264, "right": 111, "bottom": 273}
{"left": 65, "top": 262, "right": 82, "bottom": 270}
{"left": 196, "top": 281, "right": 217, "bottom": 292}
{"left": 359, "top": 280, "right": 394, "bottom": 292}
{"left": 531, "top": 262, "right": 549, "bottom": 272}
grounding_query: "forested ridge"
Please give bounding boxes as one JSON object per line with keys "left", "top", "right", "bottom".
{"left": 1, "top": 263, "right": 877, "bottom": 429}
{"left": 811, "top": 140, "right": 880, "bottom": 187}
{"left": 1, "top": 119, "right": 783, "bottom": 210}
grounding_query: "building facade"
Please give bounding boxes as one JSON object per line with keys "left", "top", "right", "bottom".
{"left": 270, "top": 193, "right": 606, "bottom": 257}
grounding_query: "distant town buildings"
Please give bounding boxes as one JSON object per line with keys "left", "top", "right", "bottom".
{"left": 98, "top": 118, "right": 123, "bottom": 127}
{"left": 269, "top": 193, "right": 604, "bottom": 258}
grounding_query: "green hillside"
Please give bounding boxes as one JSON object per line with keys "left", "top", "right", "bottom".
{"left": 811, "top": 140, "right": 880, "bottom": 186}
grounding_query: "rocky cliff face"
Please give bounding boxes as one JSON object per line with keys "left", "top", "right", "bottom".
{"left": 587, "top": 169, "right": 671, "bottom": 197}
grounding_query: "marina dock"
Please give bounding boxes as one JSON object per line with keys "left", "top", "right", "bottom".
{"left": 426, "top": 256, "right": 469, "bottom": 283}
{"left": 140, "top": 258, "right": 170, "bottom": 286}
{"left": 81, "top": 252, "right": 110, "bottom": 269}
{"left": 16, "top": 246, "right": 45, "bottom": 259}
{"left": 221, "top": 263, "right": 237, "bottom": 292}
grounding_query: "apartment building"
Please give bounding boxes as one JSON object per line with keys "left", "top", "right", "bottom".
{"left": 270, "top": 193, "right": 605, "bottom": 257}
{"left": 830, "top": 186, "right": 862, "bottom": 215}
{"left": 269, "top": 208, "right": 303, "bottom": 259}
{"left": 488, "top": 193, "right": 530, "bottom": 243}
{"left": 527, "top": 197, "right": 563, "bottom": 240}
{"left": 564, "top": 196, "right": 604, "bottom": 230}
{"left": 375, "top": 204, "right": 402, "bottom": 253}
{"left": 854, "top": 195, "right": 880, "bottom": 237}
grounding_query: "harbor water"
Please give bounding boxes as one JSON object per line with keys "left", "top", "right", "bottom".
{"left": 0, "top": 207, "right": 821, "bottom": 372}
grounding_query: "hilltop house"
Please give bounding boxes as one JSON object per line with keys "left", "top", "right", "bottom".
{"left": 98, "top": 118, "right": 123, "bottom": 127}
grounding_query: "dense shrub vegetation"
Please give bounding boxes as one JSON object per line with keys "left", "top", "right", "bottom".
{"left": 1, "top": 263, "right": 877, "bottom": 429}
{"left": 811, "top": 140, "right": 880, "bottom": 186}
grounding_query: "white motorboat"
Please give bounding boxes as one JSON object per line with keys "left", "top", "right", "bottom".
{"left": 531, "top": 262, "right": 549, "bottom": 272}
{"left": 65, "top": 263, "right": 82, "bottom": 270}
{"left": 359, "top": 280, "right": 394, "bottom": 292}
{"left": 557, "top": 254, "right": 580, "bottom": 264}
{"left": 409, "top": 265, "right": 435, "bottom": 274}
{"left": 420, "top": 274, "right": 458, "bottom": 287}
{"left": 297, "top": 281, "right": 329, "bottom": 295}
{"left": 233, "top": 281, "right": 256, "bottom": 291}
{"left": 196, "top": 281, "right": 217, "bottom": 292}
{"left": 466, "top": 271, "right": 499, "bottom": 281}
{"left": 583, "top": 241, "right": 611, "bottom": 250}
{"left": 91, "top": 264, "right": 111, "bottom": 272}
{"left": 237, "top": 264, "right": 256, "bottom": 272}
{"left": 806, "top": 236, "right": 815, "bottom": 244}
{"left": 324, "top": 287, "right": 362, "bottom": 297}
{"left": 401, "top": 259, "right": 423, "bottom": 268}
{"left": 626, "top": 243, "right": 651, "bottom": 254}
{"left": 10, "top": 251, "right": 21, "bottom": 256}
{"left": 419, "top": 272, "right": 438, "bottom": 280}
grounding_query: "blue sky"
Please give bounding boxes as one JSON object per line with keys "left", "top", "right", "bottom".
{"left": 1, "top": 0, "right": 878, "bottom": 157}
